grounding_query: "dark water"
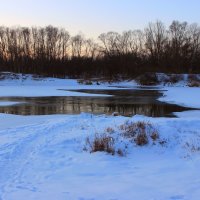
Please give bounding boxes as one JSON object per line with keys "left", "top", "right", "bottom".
{"left": 0, "top": 89, "right": 195, "bottom": 117}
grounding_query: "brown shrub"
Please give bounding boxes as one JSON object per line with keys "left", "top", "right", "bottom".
{"left": 134, "top": 132, "right": 148, "bottom": 146}
{"left": 84, "top": 121, "right": 161, "bottom": 156}
{"left": 187, "top": 74, "right": 200, "bottom": 87}
{"left": 150, "top": 131, "right": 159, "bottom": 141}
{"left": 86, "top": 134, "right": 115, "bottom": 155}
{"left": 136, "top": 73, "right": 160, "bottom": 86}
{"left": 77, "top": 79, "right": 93, "bottom": 85}
{"left": 120, "top": 121, "right": 159, "bottom": 146}
{"left": 168, "top": 74, "right": 183, "bottom": 84}
{"left": 188, "top": 80, "right": 200, "bottom": 87}
{"left": 120, "top": 121, "right": 148, "bottom": 138}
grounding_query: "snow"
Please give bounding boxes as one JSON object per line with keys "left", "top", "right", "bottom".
{"left": 0, "top": 101, "right": 22, "bottom": 106}
{"left": 0, "top": 114, "right": 200, "bottom": 200}
{"left": 0, "top": 72, "right": 137, "bottom": 97}
{"left": 0, "top": 72, "right": 200, "bottom": 200}
{"left": 0, "top": 86, "right": 113, "bottom": 97}
{"left": 159, "top": 87, "right": 200, "bottom": 109}
{"left": 0, "top": 72, "right": 137, "bottom": 87}
{"left": 174, "top": 110, "right": 200, "bottom": 118}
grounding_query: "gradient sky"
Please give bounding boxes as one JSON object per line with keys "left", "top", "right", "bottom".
{"left": 0, "top": 0, "right": 199, "bottom": 38}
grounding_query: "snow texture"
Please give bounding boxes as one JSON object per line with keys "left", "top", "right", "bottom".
{"left": 0, "top": 72, "right": 200, "bottom": 200}
{"left": 0, "top": 114, "right": 200, "bottom": 200}
{"left": 0, "top": 101, "right": 22, "bottom": 106}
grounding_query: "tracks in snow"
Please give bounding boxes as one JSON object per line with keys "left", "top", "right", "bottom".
{"left": 0, "top": 115, "right": 88, "bottom": 199}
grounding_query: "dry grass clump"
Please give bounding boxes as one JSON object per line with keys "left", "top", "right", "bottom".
{"left": 150, "top": 131, "right": 159, "bottom": 141}
{"left": 136, "top": 73, "right": 160, "bottom": 86}
{"left": 188, "top": 81, "right": 200, "bottom": 87}
{"left": 84, "top": 133, "right": 125, "bottom": 156}
{"left": 160, "top": 74, "right": 183, "bottom": 85}
{"left": 84, "top": 121, "right": 162, "bottom": 156}
{"left": 120, "top": 121, "right": 159, "bottom": 146}
{"left": 135, "top": 132, "right": 148, "bottom": 146}
{"left": 187, "top": 74, "right": 200, "bottom": 87}
{"left": 168, "top": 74, "right": 183, "bottom": 84}
{"left": 85, "top": 133, "right": 116, "bottom": 155}
{"left": 77, "top": 79, "right": 93, "bottom": 85}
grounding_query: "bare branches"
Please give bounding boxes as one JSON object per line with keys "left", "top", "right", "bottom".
{"left": 0, "top": 20, "right": 200, "bottom": 77}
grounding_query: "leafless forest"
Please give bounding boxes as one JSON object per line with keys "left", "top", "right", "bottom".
{"left": 0, "top": 20, "right": 200, "bottom": 78}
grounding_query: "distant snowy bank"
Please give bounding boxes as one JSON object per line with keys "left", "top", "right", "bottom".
{"left": 0, "top": 101, "right": 22, "bottom": 106}
{"left": 0, "top": 71, "right": 200, "bottom": 87}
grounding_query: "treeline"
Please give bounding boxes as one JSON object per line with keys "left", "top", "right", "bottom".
{"left": 0, "top": 20, "right": 200, "bottom": 78}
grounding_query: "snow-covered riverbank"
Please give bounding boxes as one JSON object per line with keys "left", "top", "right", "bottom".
{"left": 0, "top": 72, "right": 137, "bottom": 97}
{"left": 0, "top": 72, "right": 200, "bottom": 200}
{"left": 159, "top": 87, "right": 200, "bottom": 109}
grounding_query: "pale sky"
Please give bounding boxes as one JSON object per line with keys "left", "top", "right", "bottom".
{"left": 0, "top": 0, "right": 199, "bottom": 38}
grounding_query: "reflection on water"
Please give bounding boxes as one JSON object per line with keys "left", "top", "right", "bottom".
{"left": 0, "top": 89, "right": 195, "bottom": 117}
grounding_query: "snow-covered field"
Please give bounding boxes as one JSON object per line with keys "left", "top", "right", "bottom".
{"left": 0, "top": 72, "right": 200, "bottom": 200}
{"left": 1, "top": 113, "right": 200, "bottom": 200}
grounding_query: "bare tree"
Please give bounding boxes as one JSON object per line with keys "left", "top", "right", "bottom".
{"left": 145, "top": 21, "right": 167, "bottom": 65}
{"left": 71, "top": 34, "right": 84, "bottom": 58}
